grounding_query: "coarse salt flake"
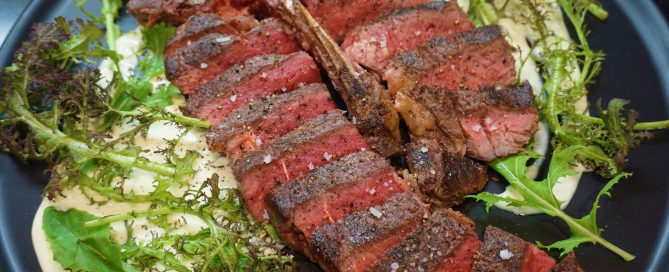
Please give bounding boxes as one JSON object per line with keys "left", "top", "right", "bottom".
{"left": 415, "top": 31, "right": 422, "bottom": 36}
{"left": 230, "top": 95, "right": 238, "bottom": 102}
{"left": 430, "top": 169, "right": 436, "bottom": 175}
{"left": 308, "top": 162, "right": 315, "bottom": 170}
{"left": 200, "top": 63, "right": 208, "bottom": 69}
{"left": 323, "top": 152, "right": 332, "bottom": 161}
{"left": 368, "top": 188, "right": 376, "bottom": 195}
{"left": 352, "top": 117, "right": 357, "bottom": 125}
{"left": 391, "top": 262, "right": 400, "bottom": 270}
{"left": 369, "top": 207, "right": 382, "bottom": 218}
{"left": 263, "top": 155, "right": 273, "bottom": 164}
{"left": 420, "top": 146, "right": 429, "bottom": 153}
{"left": 215, "top": 36, "right": 232, "bottom": 43}
{"left": 499, "top": 249, "right": 514, "bottom": 260}
{"left": 255, "top": 138, "right": 263, "bottom": 145}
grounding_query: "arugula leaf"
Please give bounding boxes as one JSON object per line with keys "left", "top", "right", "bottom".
{"left": 469, "top": 146, "right": 635, "bottom": 261}
{"left": 43, "top": 207, "right": 131, "bottom": 272}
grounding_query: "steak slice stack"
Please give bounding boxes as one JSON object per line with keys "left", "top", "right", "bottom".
{"left": 311, "top": 193, "right": 426, "bottom": 272}
{"left": 472, "top": 226, "right": 557, "bottom": 272}
{"left": 302, "top": 0, "right": 431, "bottom": 42}
{"left": 165, "top": 18, "right": 301, "bottom": 94}
{"left": 186, "top": 52, "right": 322, "bottom": 125}
{"left": 206, "top": 83, "right": 336, "bottom": 161}
{"left": 341, "top": 1, "right": 474, "bottom": 73}
{"left": 233, "top": 111, "right": 369, "bottom": 221}
{"left": 267, "top": 151, "right": 408, "bottom": 255}
{"left": 383, "top": 25, "right": 516, "bottom": 94}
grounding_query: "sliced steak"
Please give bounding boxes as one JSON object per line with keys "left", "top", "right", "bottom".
{"left": 403, "top": 82, "right": 538, "bottom": 161}
{"left": 267, "top": 0, "right": 403, "bottom": 157}
{"left": 472, "top": 226, "right": 556, "bottom": 272}
{"left": 555, "top": 253, "right": 585, "bottom": 272}
{"left": 342, "top": 1, "right": 474, "bottom": 73}
{"left": 234, "top": 111, "right": 368, "bottom": 221}
{"left": 370, "top": 209, "right": 479, "bottom": 272}
{"left": 206, "top": 83, "right": 336, "bottom": 162}
{"left": 165, "top": 18, "right": 301, "bottom": 94}
{"left": 165, "top": 14, "right": 258, "bottom": 56}
{"left": 187, "top": 52, "right": 322, "bottom": 125}
{"left": 384, "top": 25, "right": 516, "bottom": 95}
{"left": 126, "top": 0, "right": 253, "bottom": 26}
{"left": 406, "top": 139, "right": 487, "bottom": 208}
{"left": 302, "top": 0, "right": 430, "bottom": 42}
{"left": 311, "top": 192, "right": 426, "bottom": 272}
{"left": 267, "top": 151, "right": 407, "bottom": 256}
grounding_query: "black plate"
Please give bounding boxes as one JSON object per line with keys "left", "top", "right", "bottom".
{"left": 1, "top": 0, "right": 669, "bottom": 271}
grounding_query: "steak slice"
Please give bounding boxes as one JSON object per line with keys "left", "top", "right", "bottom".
{"left": 311, "top": 192, "right": 426, "bottom": 272}
{"left": 302, "top": 0, "right": 430, "bottom": 42}
{"left": 404, "top": 82, "right": 538, "bottom": 161}
{"left": 369, "top": 209, "right": 479, "bottom": 272}
{"left": 267, "top": 151, "right": 408, "bottom": 256}
{"left": 384, "top": 25, "right": 516, "bottom": 95}
{"left": 127, "top": 0, "right": 254, "bottom": 26}
{"left": 406, "top": 139, "right": 487, "bottom": 208}
{"left": 342, "top": 1, "right": 474, "bottom": 73}
{"left": 234, "top": 111, "right": 368, "bottom": 221}
{"left": 165, "top": 18, "right": 301, "bottom": 94}
{"left": 267, "top": 0, "right": 403, "bottom": 157}
{"left": 165, "top": 14, "right": 258, "bottom": 56}
{"left": 555, "top": 253, "right": 585, "bottom": 272}
{"left": 472, "top": 226, "right": 557, "bottom": 272}
{"left": 206, "top": 83, "right": 336, "bottom": 162}
{"left": 188, "top": 52, "right": 322, "bottom": 125}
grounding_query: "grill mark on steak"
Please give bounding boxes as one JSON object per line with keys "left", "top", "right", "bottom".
{"left": 404, "top": 82, "right": 538, "bottom": 161}
{"left": 165, "top": 14, "right": 258, "bottom": 56}
{"left": 302, "top": 0, "right": 431, "bottom": 42}
{"left": 234, "top": 111, "right": 368, "bottom": 221}
{"left": 188, "top": 51, "right": 322, "bottom": 125}
{"left": 406, "top": 139, "right": 487, "bottom": 208}
{"left": 266, "top": 151, "right": 407, "bottom": 255}
{"left": 341, "top": 1, "right": 474, "bottom": 73}
{"left": 311, "top": 192, "right": 426, "bottom": 272}
{"left": 266, "top": 0, "right": 404, "bottom": 158}
{"left": 370, "top": 209, "right": 479, "bottom": 272}
{"left": 127, "top": 0, "right": 254, "bottom": 26}
{"left": 164, "top": 18, "right": 301, "bottom": 94}
{"left": 206, "top": 83, "right": 335, "bottom": 159}
{"left": 472, "top": 226, "right": 557, "bottom": 272}
{"left": 384, "top": 25, "right": 515, "bottom": 95}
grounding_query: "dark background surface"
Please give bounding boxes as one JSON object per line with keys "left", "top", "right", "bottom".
{"left": 1, "top": 1, "right": 669, "bottom": 272}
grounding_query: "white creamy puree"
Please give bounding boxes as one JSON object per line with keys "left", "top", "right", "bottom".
{"left": 460, "top": 0, "right": 588, "bottom": 215}
{"left": 32, "top": 30, "right": 238, "bottom": 271}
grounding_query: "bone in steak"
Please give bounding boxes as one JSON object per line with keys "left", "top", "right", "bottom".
{"left": 342, "top": 1, "right": 474, "bottom": 73}
{"left": 127, "top": 0, "right": 255, "bottom": 26}
{"left": 384, "top": 25, "right": 516, "bottom": 95}
{"left": 266, "top": 0, "right": 404, "bottom": 158}
{"left": 187, "top": 52, "right": 322, "bottom": 125}
{"left": 233, "top": 111, "right": 368, "bottom": 221}
{"left": 311, "top": 192, "right": 426, "bottom": 272}
{"left": 165, "top": 18, "right": 301, "bottom": 94}
{"left": 267, "top": 151, "right": 407, "bottom": 257}
{"left": 406, "top": 140, "right": 487, "bottom": 208}
{"left": 472, "top": 226, "right": 557, "bottom": 272}
{"left": 206, "top": 83, "right": 336, "bottom": 163}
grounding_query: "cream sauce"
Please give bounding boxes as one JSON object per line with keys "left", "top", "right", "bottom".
{"left": 32, "top": 30, "right": 238, "bottom": 272}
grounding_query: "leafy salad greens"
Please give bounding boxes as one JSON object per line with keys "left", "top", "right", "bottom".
{"left": 0, "top": 0, "right": 291, "bottom": 271}
{"left": 468, "top": 0, "right": 669, "bottom": 262}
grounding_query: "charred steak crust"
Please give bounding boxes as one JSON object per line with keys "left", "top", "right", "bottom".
{"left": 233, "top": 110, "right": 349, "bottom": 177}
{"left": 406, "top": 141, "right": 487, "bottom": 208}
{"left": 127, "top": 0, "right": 253, "bottom": 26}
{"left": 205, "top": 83, "right": 331, "bottom": 150}
{"left": 342, "top": 0, "right": 474, "bottom": 72}
{"left": 472, "top": 226, "right": 528, "bottom": 272}
{"left": 166, "top": 14, "right": 259, "bottom": 55}
{"left": 369, "top": 209, "right": 472, "bottom": 271}
{"left": 267, "top": 150, "right": 391, "bottom": 220}
{"left": 555, "top": 252, "right": 585, "bottom": 272}
{"left": 311, "top": 192, "right": 426, "bottom": 271}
